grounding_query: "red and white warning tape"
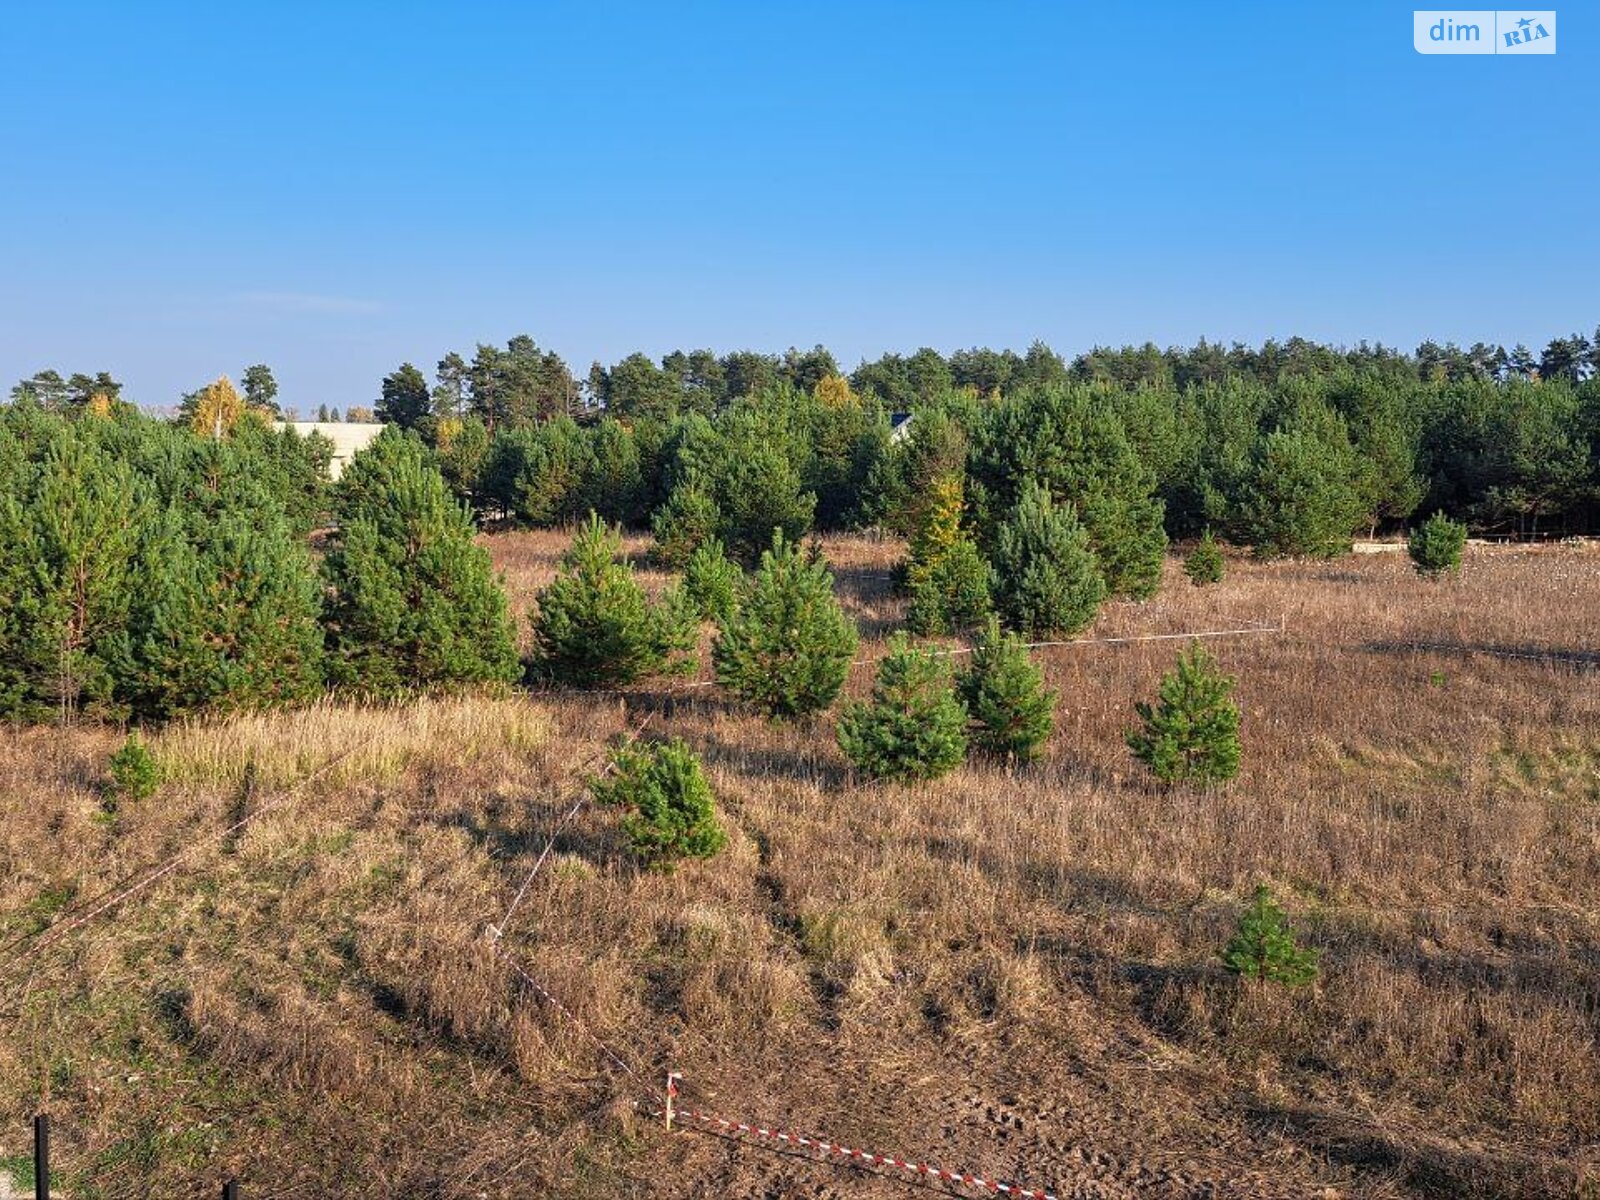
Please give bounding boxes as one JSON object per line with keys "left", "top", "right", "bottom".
{"left": 666, "top": 1104, "right": 1060, "bottom": 1200}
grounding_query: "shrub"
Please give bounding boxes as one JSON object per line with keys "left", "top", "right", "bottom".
{"left": 989, "top": 478, "right": 1106, "bottom": 638}
{"left": 837, "top": 634, "right": 968, "bottom": 782}
{"left": 1127, "top": 642, "right": 1241, "bottom": 785}
{"left": 592, "top": 738, "right": 726, "bottom": 869}
{"left": 713, "top": 532, "right": 857, "bottom": 717}
{"left": 957, "top": 616, "right": 1055, "bottom": 763}
{"left": 1221, "top": 885, "right": 1318, "bottom": 985}
{"left": 1184, "top": 529, "right": 1225, "bottom": 586}
{"left": 682, "top": 536, "right": 742, "bottom": 623}
{"left": 1408, "top": 511, "right": 1467, "bottom": 578}
{"left": 321, "top": 432, "right": 520, "bottom": 695}
{"left": 529, "top": 513, "right": 696, "bottom": 686}
{"left": 108, "top": 731, "right": 161, "bottom": 803}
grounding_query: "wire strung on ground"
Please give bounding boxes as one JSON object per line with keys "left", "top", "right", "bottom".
{"left": 0, "top": 734, "right": 379, "bottom": 983}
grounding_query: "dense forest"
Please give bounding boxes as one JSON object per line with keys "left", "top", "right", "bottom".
{"left": 373, "top": 330, "right": 1600, "bottom": 543}
{"left": 3, "top": 330, "right": 1597, "bottom": 725}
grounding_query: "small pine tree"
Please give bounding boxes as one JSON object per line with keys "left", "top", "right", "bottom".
{"left": 592, "top": 738, "right": 727, "bottom": 870}
{"left": 1184, "top": 529, "right": 1225, "bottom": 586}
{"left": 957, "top": 616, "right": 1055, "bottom": 763}
{"left": 1127, "top": 642, "right": 1242, "bottom": 785}
{"left": 1221, "top": 885, "right": 1319, "bottom": 985}
{"left": 321, "top": 432, "right": 520, "bottom": 695}
{"left": 908, "top": 538, "right": 993, "bottom": 635}
{"left": 713, "top": 532, "right": 857, "bottom": 717}
{"left": 530, "top": 513, "right": 696, "bottom": 685}
{"left": 1408, "top": 511, "right": 1467, "bottom": 578}
{"left": 108, "top": 731, "right": 161, "bottom": 803}
{"left": 837, "top": 634, "right": 968, "bottom": 782}
{"left": 682, "top": 536, "right": 742, "bottom": 623}
{"left": 905, "top": 474, "right": 992, "bottom": 635}
{"left": 651, "top": 479, "right": 721, "bottom": 568}
{"left": 990, "top": 478, "right": 1106, "bottom": 638}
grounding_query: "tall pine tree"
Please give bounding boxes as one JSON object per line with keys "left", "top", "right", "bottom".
{"left": 321, "top": 431, "right": 519, "bottom": 695}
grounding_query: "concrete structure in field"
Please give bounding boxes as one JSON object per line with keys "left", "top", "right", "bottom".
{"left": 277, "top": 421, "right": 384, "bottom": 479}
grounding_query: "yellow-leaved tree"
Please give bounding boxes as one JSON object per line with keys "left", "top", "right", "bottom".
{"left": 188, "top": 376, "right": 247, "bottom": 439}
{"left": 814, "top": 373, "right": 858, "bottom": 409}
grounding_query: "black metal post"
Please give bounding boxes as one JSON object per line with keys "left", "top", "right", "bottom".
{"left": 222, "top": 1179, "right": 239, "bottom": 1200}
{"left": 32, "top": 1113, "right": 48, "bottom": 1200}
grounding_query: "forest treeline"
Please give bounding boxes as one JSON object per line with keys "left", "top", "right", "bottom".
{"left": 365, "top": 331, "right": 1600, "bottom": 542}
{"left": 2, "top": 330, "right": 1597, "bottom": 725}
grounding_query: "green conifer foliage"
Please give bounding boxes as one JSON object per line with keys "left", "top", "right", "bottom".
{"left": 957, "top": 616, "right": 1056, "bottom": 762}
{"left": 682, "top": 536, "right": 742, "bottom": 622}
{"left": 1221, "top": 885, "right": 1318, "bottom": 985}
{"left": 837, "top": 634, "right": 968, "bottom": 782}
{"left": 905, "top": 474, "right": 993, "bottom": 635}
{"left": 322, "top": 433, "right": 519, "bottom": 695}
{"left": 1408, "top": 511, "right": 1467, "bottom": 578}
{"left": 713, "top": 532, "right": 857, "bottom": 717}
{"left": 1126, "top": 642, "right": 1242, "bottom": 785}
{"left": 592, "top": 738, "right": 727, "bottom": 870}
{"left": 990, "top": 478, "right": 1106, "bottom": 638}
{"left": 651, "top": 478, "right": 721, "bottom": 568}
{"left": 126, "top": 492, "right": 324, "bottom": 720}
{"left": 529, "top": 513, "right": 696, "bottom": 685}
{"left": 107, "top": 731, "right": 162, "bottom": 804}
{"left": 1184, "top": 529, "right": 1226, "bottom": 586}
{"left": 0, "top": 432, "right": 147, "bottom": 722}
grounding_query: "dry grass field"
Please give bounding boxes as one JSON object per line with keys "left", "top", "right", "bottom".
{"left": 1, "top": 531, "right": 1597, "bottom": 1199}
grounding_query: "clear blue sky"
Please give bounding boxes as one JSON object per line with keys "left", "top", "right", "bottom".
{"left": 1, "top": 1, "right": 1593, "bottom": 411}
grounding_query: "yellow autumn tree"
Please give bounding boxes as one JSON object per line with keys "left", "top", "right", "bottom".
{"left": 905, "top": 472, "right": 994, "bottom": 634}
{"left": 188, "top": 376, "right": 247, "bottom": 439}
{"left": 814, "top": 373, "right": 858, "bottom": 409}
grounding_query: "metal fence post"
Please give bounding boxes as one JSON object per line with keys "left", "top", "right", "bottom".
{"left": 222, "top": 1179, "right": 240, "bottom": 1200}
{"left": 32, "top": 1113, "right": 48, "bottom": 1200}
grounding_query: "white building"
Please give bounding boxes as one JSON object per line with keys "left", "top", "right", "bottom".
{"left": 277, "top": 422, "right": 384, "bottom": 479}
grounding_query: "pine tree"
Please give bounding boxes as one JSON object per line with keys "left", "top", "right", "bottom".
{"left": 968, "top": 384, "right": 1167, "bottom": 597}
{"left": 682, "top": 536, "right": 742, "bottom": 622}
{"left": 1241, "top": 409, "right": 1363, "bottom": 559}
{"left": 0, "top": 432, "right": 147, "bottom": 722}
{"left": 957, "top": 616, "right": 1055, "bottom": 763}
{"left": 715, "top": 440, "right": 817, "bottom": 563}
{"left": 713, "top": 532, "right": 857, "bottom": 717}
{"left": 1184, "top": 529, "right": 1225, "bottom": 586}
{"left": 990, "top": 478, "right": 1106, "bottom": 638}
{"left": 905, "top": 473, "right": 993, "bottom": 635}
{"left": 592, "top": 738, "right": 727, "bottom": 870}
{"left": 529, "top": 513, "right": 696, "bottom": 685}
{"left": 1408, "top": 511, "right": 1467, "bottom": 578}
{"left": 125, "top": 488, "right": 324, "bottom": 720}
{"left": 651, "top": 478, "right": 721, "bottom": 568}
{"left": 107, "top": 731, "right": 161, "bottom": 804}
{"left": 321, "top": 432, "right": 520, "bottom": 695}
{"left": 1221, "top": 885, "right": 1318, "bottom": 985}
{"left": 1127, "top": 642, "right": 1242, "bottom": 785}
{"left": 837, "top": 634, "right": 968, "bottom": 782}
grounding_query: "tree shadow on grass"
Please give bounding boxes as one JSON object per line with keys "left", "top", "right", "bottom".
{"left": 1241, "top": 1095, "right": 1579, "bottom": 1200}
{"left": 1361, "top": 639, "right": 1600, "bottom": 672}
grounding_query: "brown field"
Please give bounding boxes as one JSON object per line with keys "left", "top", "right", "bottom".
{"left": 2, "top": 532, "right": 1597, "bottom": 1199}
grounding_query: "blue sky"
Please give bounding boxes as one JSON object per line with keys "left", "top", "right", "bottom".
{"left": 1, "top": 2, "right": 1593, "bottom": 410}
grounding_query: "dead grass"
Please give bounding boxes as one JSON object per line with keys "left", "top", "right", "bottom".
{"left": 1, "top": 533, "right": 1597, "bottom": 1198}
